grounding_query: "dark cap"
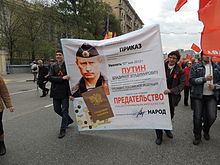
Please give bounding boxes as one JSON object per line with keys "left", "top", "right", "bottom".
{"left": 76, "top": 43, "right": 99, "bottom": 58}
{"left": 168, "top": 50, "right": 181, "bottom": 61}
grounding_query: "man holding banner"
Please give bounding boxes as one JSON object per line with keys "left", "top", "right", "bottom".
{"left": 189, "top": 52, "right": 220, "bottom": 145}
{"left": 155, "top": 50, "right": 185, "bottom": 145}
{"left": 48, "top": 50, "right": 74, "bottom": 139}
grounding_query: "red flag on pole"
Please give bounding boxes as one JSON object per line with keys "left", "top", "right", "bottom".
{"left": 199, "top": 0, "right": 211, "bottom": 9}
{"left": 191, "top": 43, "right": 201, "bottom": 53}
{"left": 186, "top": 55, "right": 193, "bottom": 60}
{"left": 113, "top": 32, "right": 117, "bottom": 38}
{"left": 104, "top": 33, "right": 109, "bottom": 40}
{"left": 175, "top": 0, "right": 188, "bottom": 12}
{"left": 199, "top": 0, "right": 220, "bottom": 56}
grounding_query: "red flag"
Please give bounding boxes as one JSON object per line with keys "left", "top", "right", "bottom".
{"left": 191, "top": 43, "right": 201, "bottom": 53}
{"left": 199, "top": 0, "right": 220, "bottom": 56}
{"left": 186, "top": 55, "right": 193, "bottom": 60}
{"left": 104, "top": 33, "right": 109, "bottom": 40}
{"left": 175, "top": 0, "right": 188, "bottom": 12}
{"left": 199, "top": 0, "right": 211, "bottom": 9}
{"left": 113, "top": 32, "right": 117, "bottom": 38}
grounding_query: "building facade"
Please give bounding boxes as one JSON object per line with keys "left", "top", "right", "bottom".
{"left": 178, "top": 49, "right": 199, "bottom": 59}
{"left": 102, "top": 0, "right": 144, "bottom": 34}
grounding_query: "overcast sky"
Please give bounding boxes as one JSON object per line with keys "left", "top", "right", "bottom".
{"left": 129, "top": 0, "right": 203, "bottom": 53}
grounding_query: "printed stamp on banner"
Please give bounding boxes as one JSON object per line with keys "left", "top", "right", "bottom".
{"left": 82, "top": 86, "right": 114, "bottom": 122}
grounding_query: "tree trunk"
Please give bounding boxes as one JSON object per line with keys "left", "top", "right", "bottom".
{"left": 8, "top": 41, "right": 13, "bottom": 64}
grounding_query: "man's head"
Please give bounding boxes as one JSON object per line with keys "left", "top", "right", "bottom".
{"left": 55, "top": 50, "right": 64, "bottom": 63}
{"left": 201, "top": 51, "right": 211, "bottom": 64}
{"left": 187, "top": 61, "right": 192, "bottom": 67}
{"left": 76, "top": 44, "right": 101, "bottom": 80}
{"left": 168, "top": 50, "right": 181, "bottom": 66}
{"left": 38, "top": 60, "right": 43, "bottom": 66}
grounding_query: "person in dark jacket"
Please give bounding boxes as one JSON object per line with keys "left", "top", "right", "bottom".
{"left": 48, "top": 59, "right": 56, "bottom": 74}
{"left": 155, "top": 50, "right": 185, "bottom": 145}
{"left": 189, "top": 52, "right": 220, "bottom": 145}
{"left": 183, "top": 61, "right": 192, "bottom": 106}
{"left": 37, "top": 60, "right": 49, "bottom": 97}
{"left": 48, "top": 50, "right": 74, "bottom": 139}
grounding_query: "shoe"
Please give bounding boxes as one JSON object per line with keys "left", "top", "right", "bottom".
{"left": 40, "top": 94, "right": 46, "bottom": 97}
{"left": 165, "top": 130, "right": 173, "bottom": 139}
{"left": 155, "top": 138, "right": 162, "bottom": 145}
{"left": 184, "top": 103, "right": 189, "bottom": 106}
{"left": 67, "top": 119, "right": 74, "bottom": 126}
{"left": 58, "top": 129, "right": 66, "bottom": 139}
{"left": 45, "top": 88, "right": 49, "bottom": 95}
{"left": 0, "top": 141, "right": 6, "bottom": 156}
{"left": 193, "top": 139, "right": 201, "bottom": 145}
{"left": 204, "top": 133, "right": 210, "bottom": 141}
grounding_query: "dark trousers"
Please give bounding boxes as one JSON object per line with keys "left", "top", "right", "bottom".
{"left": 184, "top": 86, "right": 191, "bottom": 105}
{"left": 193, "top": 95, "right": 217, "bottom": 139}
{"left": 53, "top": 98, "right": 72, "bottom": 130}
{"left": 155, "top": 96, "right": 174, "bottom": 138}
{"left": 0, "top": 111, "right": 3, "bottom": 135}
{"left": 38, "top": 82, "right": 48, "bottom": 94}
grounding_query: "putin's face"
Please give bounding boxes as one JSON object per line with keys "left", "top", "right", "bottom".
{"left": 76, "top": 56, "right": 101, "bottom": 80}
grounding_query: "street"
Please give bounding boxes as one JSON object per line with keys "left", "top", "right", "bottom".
{"left": 0, "top": 73, "right": 220, "bottom": 165}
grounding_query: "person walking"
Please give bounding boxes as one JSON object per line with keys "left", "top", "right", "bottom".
{"left": 48, "top": 59, "right": 56, "bottom": 73}
{"left": 31, "top": 61, "right": 39, "bottom": 82}
{"left": 37, "top": 60, "right": 49, "bottom": 97}
{"left": 189, "top": 52, "right": 220, "bottom": 145}
{"left": 183, "top": 61, "right": 192, "bottom": 106}
{"left": 0, "top": 76, "right": 15, "bottom": 156}
{"left": 48, "top": 50, "right": 74, "bottom": 139}
{"left": 155, "top": 50, "right": 185, "bottom": 145}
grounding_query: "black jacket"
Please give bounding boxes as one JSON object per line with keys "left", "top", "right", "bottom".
{"left": 48, "top": 62, "right": 70, "bottom": 99}
{"left": 165, "top": 62, "right": 185, "bottom": 106}
{"left": 37, "top": 65, "right": 48, "bottom": 83}
{"left": 72, "top": 75, "right": 107, "bottom": 97}
{"left": 189, "top": 62, "right": 220, "bottom": 99}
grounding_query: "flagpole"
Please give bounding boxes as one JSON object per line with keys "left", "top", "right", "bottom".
{"left": 209, "top": 57, "right": 212, "bottom": 84}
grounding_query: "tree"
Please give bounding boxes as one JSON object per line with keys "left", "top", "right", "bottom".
{"left": 19, "top": 1, "right": 47, "bottom": 61}
{"left": 53, "top": 0, "right": 121, "bottom": 40}
{"left": 0, "top": 0, "right": 24, "bottom": 64}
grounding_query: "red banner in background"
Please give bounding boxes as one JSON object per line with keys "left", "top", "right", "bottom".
{"left": 199, "top": 0, "right": 211, "bottom": 9}
{"left": 211, "top": 57, "right": 220, "bottom": 62}
{"left": 175, "top": 0, "right": 188, "bottom": 12}
{"left": 199, "top": 0, "right": 220, "bottom": 56}
{"left": 191, "top": 43, "right": 201, "bottom": 53}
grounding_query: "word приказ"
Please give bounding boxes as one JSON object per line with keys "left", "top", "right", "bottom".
{"left": 119, "top": 44, "right": 142, "bottom": 52}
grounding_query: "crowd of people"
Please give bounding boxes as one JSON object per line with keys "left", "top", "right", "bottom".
{"left": 0, "top": 49, "right": 220, "bottom": 156}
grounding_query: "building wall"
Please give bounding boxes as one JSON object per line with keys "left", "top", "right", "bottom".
{"left": 178, "top": 49, "right": 197, "bottom": 59}
{"left": 102, "top": 0, "right": 144, "bottom": 33}
{"left": 0, "top": 50, "right": 7, "bottom": 75}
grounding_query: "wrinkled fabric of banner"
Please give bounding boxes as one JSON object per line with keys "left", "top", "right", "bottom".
{"left": 61, "top": 24, "right": 172, "bottom": 131}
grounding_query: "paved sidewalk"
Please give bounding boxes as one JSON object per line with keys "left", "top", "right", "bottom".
{"left": 2, "top": 73, "right": 34, "bottom": 82}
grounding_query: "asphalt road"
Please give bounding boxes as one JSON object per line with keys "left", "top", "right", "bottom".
{"left": 0, "top": 73, "right": 220, "bottom": 165}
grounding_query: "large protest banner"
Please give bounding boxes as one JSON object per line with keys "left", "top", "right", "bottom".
{"left": 61, "top": 24, "right": 172, "bottom": 131}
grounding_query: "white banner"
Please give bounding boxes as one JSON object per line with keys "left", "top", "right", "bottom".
{"left": 61, "top": 24, "right": 172, "bottom": 131}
